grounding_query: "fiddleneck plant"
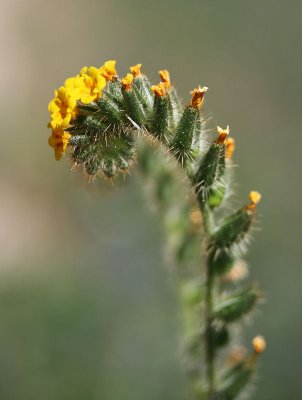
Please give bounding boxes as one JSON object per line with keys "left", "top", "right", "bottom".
{"left": 47, "top": 60, "right": 266, "bottom": 400}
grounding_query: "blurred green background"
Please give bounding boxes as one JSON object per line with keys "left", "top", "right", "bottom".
{"left": 1, "top": 0, "right": 301, "bottom": 398}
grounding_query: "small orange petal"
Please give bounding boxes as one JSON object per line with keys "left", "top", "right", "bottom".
{"left": 159, "top": 69, "right": 171, "bottom": 90}
{"left": 151, "top": 82, "right": 167, "bottom": 97}
{"left": 225, "top": 137, "right": 235, "bottom": 159}
{"left": 252, "top": 335, "right": 266, "bottom": 354}
{"left": 247, "top": 191, "right": 262, "bottom": 211}
{"left": 130, "top": 63, "right": 142, "bottom": 78}
{"left": 216, "top": 126, "right": 230, "bottom": 144}
{"left": 191, "top": 86, "right": 208, "bottom": 109}
{"left": 121, "top": 73, "right": 134, "bottom": 91}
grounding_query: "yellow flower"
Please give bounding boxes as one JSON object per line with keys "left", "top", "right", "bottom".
{"left": 99, "top": 60, "right": 117, "bottom": 81}
{"left": 48, "top": 86, "right": 77, "bottom": 129}
{"left": 80, "top": 66, "right": 106, "bottom": 104}
{"left": 48, "top": 128, "right": 71, "bottom": 161}
{"left": 64, "top": 74, "right": 87, "bottom": 99}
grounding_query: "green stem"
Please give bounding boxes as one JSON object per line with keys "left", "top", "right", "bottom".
{"left": 201, "top": 202, "right": 215, "bottom": 399}
{"left": 205, "top": 262, "right": 215, "bottom": 398}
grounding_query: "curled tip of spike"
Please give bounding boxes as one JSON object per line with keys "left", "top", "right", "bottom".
{"left": 151, "top": 82, "right": 167, "bottom": 97}
{"left": 191, "top": 86, "right": 208, "bottom": 109}
{"left": 216, "top": 125, "right": 230, "bottom": 144}
{"left": 247, "top": 191, "right": 262, "bottom": 211}
{"left": 130, "top": 63, "right": 142, "bottom": 78}
{"left": 225, "top": 137, "right": 235, "bottom": 159}
{"left": 159, "top": 69, "right": 171, "bottom": 90}
{"left": 252, "top": 335, "right": 266, "bottom": 354}
{"left": 121, "top": 73, "right": 134, "bottom": 91}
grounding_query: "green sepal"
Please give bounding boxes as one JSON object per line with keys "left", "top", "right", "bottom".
{"left": 217, "top": 145, "right": 226, "bottom": 178}
{"left": 213, "top": 286, "right": 260, "bottom": 323}
{"left": 210, "top": 208, "right": 252, "bottom": 251}
{"left": 150, "top": 95, "right": 173, "bottom": 144}
{"left": 67, "top": 115, "right": 108, "bottom": 137}
{"left": 84, "top": 157, "right": 101, "bottom": 176}
{"left": 80, "top": 115, "right": 108, "bottom": 131}
{"left": 76, "top": 102, "right": 99, "bottom": 116}
{"left": 169, "top": 87, "right": 183, "bottom": 125}
{"left": 68, "top": 135, "right": 88, "bottom": 146}
{"left": 210, "top": 321, "right": 229, "bottom": 348}
{"left": 101, "top": 159, "right": 117, "bottom": 178}
{"left": 208, "top": 184, "right": 226, "bottom": 208}
{"left": 122, "top": 87, "right": 146, "bottom": 127}
{"left": 208, "top": 249, "right": 235, "bottom": 276}
{"left": 71, "top": 130, "right": 135, "bottom": 177}
{"left": 171, "top": 106, "right": 200, "bottom": 166}
{"left": 72, "top": 141, "right": 92, "bottom": 164}
{"left": 98, "top": 134, "right": 135, "bottom": 178}
{"left": 216, "top": 361, "right": 255, "bottom": 400}
{"left": 96, "top": 95, "right": 123, "bottom": 122}
{"left": 194, "top": 141, "right": 225, "bottom": 204}
{"left": 105, "top": 79, "right": 124, "bottom": 105}
{"left": 132, "top": 75, "right": 154, "bottom": 112}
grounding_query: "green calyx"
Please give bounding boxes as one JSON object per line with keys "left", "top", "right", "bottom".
{"left": 170, "top": 106, "right": 201, "bottom": 166}
{"left": 65, "top": 72, "right": 210, "bottom": 179}
{"left": 213, "top": 286, "right": 261, "bottom": 323}
{"left": 210, "top": 207, "right": 254, "bottom": 253}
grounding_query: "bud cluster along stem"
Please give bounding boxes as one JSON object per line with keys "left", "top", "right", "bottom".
{"left": 47, "top": 61, "right": 266, "bottom": 400}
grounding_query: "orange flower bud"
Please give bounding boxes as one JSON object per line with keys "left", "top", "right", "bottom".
{"left": 121, "top": 73, "right": 134, "bottom": 91}
{"left": 191, "top": 86, "right": 208, "bottom": 109}
{"left": 216, "top": 126, "right": 230, "bottom": 144}
{"left": 252, "top": 335, "right": 266, "bottom": 354}
{"left": 247, "top": 191, "right": 262, "bottom": 211}
{"left": 151, "top": 82, "right": 167, "bottom": 97}
{"left": 225, "top": 137, "right": 235, "bottom": 159}
{"left": 130, "top": 63, "right": 142, "bottom": 78}
{"left": 159, "top": 69, "right": 171, "bottom": 90}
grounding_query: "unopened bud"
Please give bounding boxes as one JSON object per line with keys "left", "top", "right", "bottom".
{"left": 121, "top": 73, "right": 134, "bottom": 91}
{"left": 216, "top": 126, "right": 230, "bottom": 144}
{"left": 191, "top": 86, "right": 208, "bottom": 109}
{"left": 225, "top": 137, "right": 235, "bottom": 159}
{"left": 252, "top": 335, "right": 266, "bottom": 354}
{"left": 159, "top": 69, "right": 171, "bottom": 90}
{"left": 151, "top": 82, "right": 167, "bottom": 97}
{"left": 130, "top": 63, "right": 142, "bottom": 78}
{"left": 247, "top": 191, "right": 262, "bottom": 211}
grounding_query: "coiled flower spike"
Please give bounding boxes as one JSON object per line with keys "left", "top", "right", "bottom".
{"left": 47, "top": 60, "right": 265, "bottom": 400}
{"left": 48, "top": 60, "right": 117, "bottom": 161}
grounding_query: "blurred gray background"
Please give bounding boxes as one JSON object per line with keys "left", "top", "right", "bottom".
{"left": 0, "top": 0, "right": 301, "bottom": 398}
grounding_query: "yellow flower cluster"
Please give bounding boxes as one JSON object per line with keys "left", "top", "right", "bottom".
{"left": 48, "top": 60, "right": 117, "bottom": 160}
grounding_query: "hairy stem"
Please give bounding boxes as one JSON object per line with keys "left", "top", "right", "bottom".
{"left": 200, "top": 203, "right": 215, "bottom": 398}
{"left": 205, "top": 261, "right": 215, "bottom": 398}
